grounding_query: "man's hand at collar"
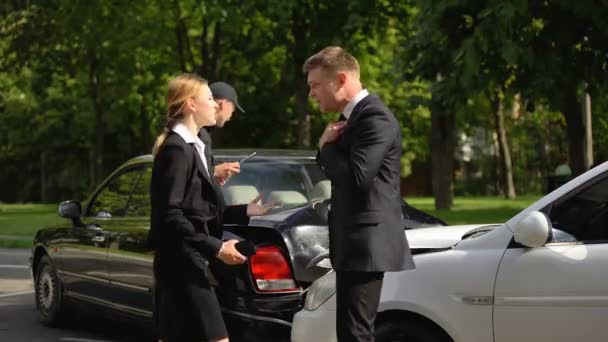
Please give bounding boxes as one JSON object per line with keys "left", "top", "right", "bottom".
{"left": 319, "top": 121, "right": 347, "bottom": 150}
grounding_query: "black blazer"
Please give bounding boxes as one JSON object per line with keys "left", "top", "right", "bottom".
{"left": 317, "top": 94, "right": 415, "bottom": 272}
{"left": 149, "top": 131, "right": 248, "bottom": 284}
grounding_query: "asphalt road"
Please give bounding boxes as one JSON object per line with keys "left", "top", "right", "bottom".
{"left": 0, "top": 249, "right": 155, "bottom": 342}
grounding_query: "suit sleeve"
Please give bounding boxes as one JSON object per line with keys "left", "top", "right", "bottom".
{"left": 348, "top": 112, "right": 397, "bottom": 192}
{"left": 317, "top": 143, "right": 349, "bottom": 180}
{"left": 223, "top": 204, "right": 250, "bottom": 225}
{"left": 153, "top": 143, "right": 223, "bottom": 256}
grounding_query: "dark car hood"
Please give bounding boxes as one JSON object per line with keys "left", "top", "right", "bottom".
{"left": 248, "top": 200, "right": 445, "bottom": 230}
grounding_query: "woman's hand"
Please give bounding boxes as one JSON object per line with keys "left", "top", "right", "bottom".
{"left": 246, "top": 194, "right": 277, "bottom": 216}
{"left": 217, "top": 239, "right": 246, "bottom": 265}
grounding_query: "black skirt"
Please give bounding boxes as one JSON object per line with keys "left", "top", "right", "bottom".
{"left": 154, "top": 255, "right": 227, "bottom": 342}
{"left": 155, "top": 280, "right": 227, "bottom": 342}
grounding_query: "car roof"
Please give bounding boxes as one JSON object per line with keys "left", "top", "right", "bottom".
{"left": 121, "top": 149, "right": 317, "bottom": 168}
{"left": 215, "top": 149, "right": 317, "bottom": 159}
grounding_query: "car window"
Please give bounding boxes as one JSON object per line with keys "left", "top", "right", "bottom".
{"left": 548, "top": 175, "right": 608, "bottom": 243}
{"left": 125, "top": 166, "right": 152, "bottom": 217}
{"left": 87, "top": 167, "right": 145, "bottom": 218}
{"left": 221, "top": 160, "right": 328, "bottom": 211}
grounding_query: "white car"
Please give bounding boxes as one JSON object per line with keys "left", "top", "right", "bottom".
{"left": 292, "top": 162, "right": 608, "bottom": 342}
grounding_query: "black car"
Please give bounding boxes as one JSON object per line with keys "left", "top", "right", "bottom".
{"left": 31, "top": 149, "right": 445, "bottom": 341}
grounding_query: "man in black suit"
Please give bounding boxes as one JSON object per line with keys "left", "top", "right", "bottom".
{"left": 199, "top": 81, "right": 246, "bottom": 186}
{"left": 303, "top": 46, "right": 414, "bottom": 341}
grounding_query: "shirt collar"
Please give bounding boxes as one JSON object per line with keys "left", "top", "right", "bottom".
{"left": 172, "top": 122, "right": 206, "bottom": 148}
{"left": 343, "top": 89, "right": 369, "bottom": 120}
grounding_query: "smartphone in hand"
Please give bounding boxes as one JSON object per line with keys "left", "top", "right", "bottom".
{"left": 235, "top": 240, "right": 256, "bottom": 257}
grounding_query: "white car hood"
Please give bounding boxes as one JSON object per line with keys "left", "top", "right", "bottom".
{"left": 406, "top": 224, "right": 497, "bottom": 249}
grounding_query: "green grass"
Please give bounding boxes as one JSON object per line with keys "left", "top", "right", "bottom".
{"left": 0, "top": 203, "right": 60, "bottom": 248}
{"left": 407, "top": 195, "right": 542, "bottom": 225}
{"left": 0, "top": 239, "right": 34, "bottom": 248}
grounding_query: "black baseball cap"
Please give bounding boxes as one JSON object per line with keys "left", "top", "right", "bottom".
{"left": 209, "top": 81, "right": 245, "bottom": 113}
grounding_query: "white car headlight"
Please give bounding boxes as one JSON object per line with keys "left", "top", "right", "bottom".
{"left": 304, "top": 270, "right": 336, "bottom": 311}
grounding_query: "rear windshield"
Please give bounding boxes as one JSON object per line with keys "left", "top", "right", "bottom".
{"left": 218, "top": 159, "right": 329, "bottom": 212}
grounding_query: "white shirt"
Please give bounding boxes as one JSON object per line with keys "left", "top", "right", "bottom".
{"left": 172, "top": 123, "right": 211, "bottom": 178}
{"left": 342, "top": 89, "right": 369, "bottom": 120}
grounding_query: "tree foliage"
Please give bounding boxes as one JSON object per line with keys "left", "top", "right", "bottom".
{"left": 2, "top": 0, "right": 608, "bottom": 204}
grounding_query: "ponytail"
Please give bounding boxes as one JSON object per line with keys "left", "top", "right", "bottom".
{"left": 152, "top": 128, "right": 170, "bottom": 156}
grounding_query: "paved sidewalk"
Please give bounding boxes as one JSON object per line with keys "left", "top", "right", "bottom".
{"left": 0, "top": 249, "right": 33, "bottom": 295}
{"left": 0, "top": 235, "right": 31, "bottom": 240}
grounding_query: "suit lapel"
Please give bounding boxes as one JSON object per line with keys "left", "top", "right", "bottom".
{"left": 190, "top": 143, "right": 214, "bottom": 186}
{"left": 204, "top": 149, "right": 215, "bottom": 179}
{"left": 342, "top": 94, "right": 376, "bottom": 146}
{"left": 198, "top": 128, "right": 215, "bottom": 176}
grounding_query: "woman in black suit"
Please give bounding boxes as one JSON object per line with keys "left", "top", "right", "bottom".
{"left": 149, "top": 73, "right": 269, "bottom": 342}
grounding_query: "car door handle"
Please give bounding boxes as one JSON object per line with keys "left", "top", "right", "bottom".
{"left": 86, "top": 223, "right": 103, "bottom": 231}
{"left": 92, "top": 234, "right": 105, "bottom": 243}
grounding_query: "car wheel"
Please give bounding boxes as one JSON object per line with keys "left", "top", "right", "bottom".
{"left": 375, "top": 319, "right": 452, "bottom": 342}
{"left": 35, "top": 255, "right": 69, "bottom": 326}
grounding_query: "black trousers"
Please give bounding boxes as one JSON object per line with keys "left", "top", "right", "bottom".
{"left": 336, "top": 271, "right": 384, "bottom": 342}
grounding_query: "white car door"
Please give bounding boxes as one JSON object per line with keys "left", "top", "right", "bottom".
{"left": 493, "top": 173, "right": 608, "bottom": 342}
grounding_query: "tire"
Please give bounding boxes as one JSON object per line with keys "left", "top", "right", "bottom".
{"left": 375, "top": 319, "right": 452, "bottom": 342}
{"left": 35, "top": 255, "right": 69, "bottom": 326}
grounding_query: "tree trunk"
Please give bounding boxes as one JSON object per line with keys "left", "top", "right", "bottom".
{"left": 295, "top": 75, "right": 310, "bottom": 148}
{"left": 89, "top": 149, "right": 96, "bottom": 191}
{"left": 292, "top": 7, "right": 310, "bottom": 148}
{"left": 491, "top": 131, "right": 500, "bottom": 195}
{"left": 40, "top": 152, "right": 47, "bottom": 203}
{"left": 563, "top": 88, "right": 586, "bottom": 176}
{"left": 491, "top": 92, "right": 516, "bottom": 199}
{"left": 172, "top": 0, "right": 193, "bottom": 72}
{"left": 89, "top": 56, "right": 104, "bottom": 186}
{"left": 430, "top": 79, "right": 456, "bottom": 210}
{"left": 139, "top": 94, "right": 152, "bottom": 154}
{"left": 582, "top": 91, "right": 593, "bottom": 169}
{"left": 200, "top": 18, "right": 210, "bottom": 77}
{"left": 197, "top": 19, "right": 222, "bottom": 81}
{"left": 175, "top": 21, "right": 187, "bottom": 71}
{"left": 210, "top": 22, "right": 222, "bottom": 81}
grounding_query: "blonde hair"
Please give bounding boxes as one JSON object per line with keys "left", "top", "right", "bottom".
{"left": 152, "top": 73, "right": 208, "bottom": 155}
{"left": 302, "top": 46, "right": 360, "bottom": 75}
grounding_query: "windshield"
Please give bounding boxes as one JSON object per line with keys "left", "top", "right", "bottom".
{"left": 219, "top": 159, "right": 329, "bottom": 212}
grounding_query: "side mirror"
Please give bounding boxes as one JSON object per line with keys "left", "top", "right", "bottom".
{"left": 512, "top": 211, "right": 553, "bottom": 248}
{"left": 58, "top": 200, "right": 84, "bottom": 227}
{"left": 58, "top": 200, "right": 82, "bottom": 218}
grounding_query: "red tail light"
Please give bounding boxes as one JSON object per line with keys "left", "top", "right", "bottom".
{"left": 249, "top": 245, "right": 299, "bottom": 293}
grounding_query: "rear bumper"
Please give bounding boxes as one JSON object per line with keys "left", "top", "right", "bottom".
{"left": 223, "top": 308, "right": 292, "bottom": 341}
{"left": 291, "top": 302, "right": 337, "bottom": 342}
{"left": 219, "top": 292, "right": 302, "bottom": 341}
{"left": 223, "top": 307, "right": 292, "bottom": 327}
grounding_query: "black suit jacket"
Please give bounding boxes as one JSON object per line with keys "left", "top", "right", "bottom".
{"left": 317, "top": 94, "right": 414, "bottom": 272}
{"left": 149, "top": 131, "right": 248, "bottom": 284}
